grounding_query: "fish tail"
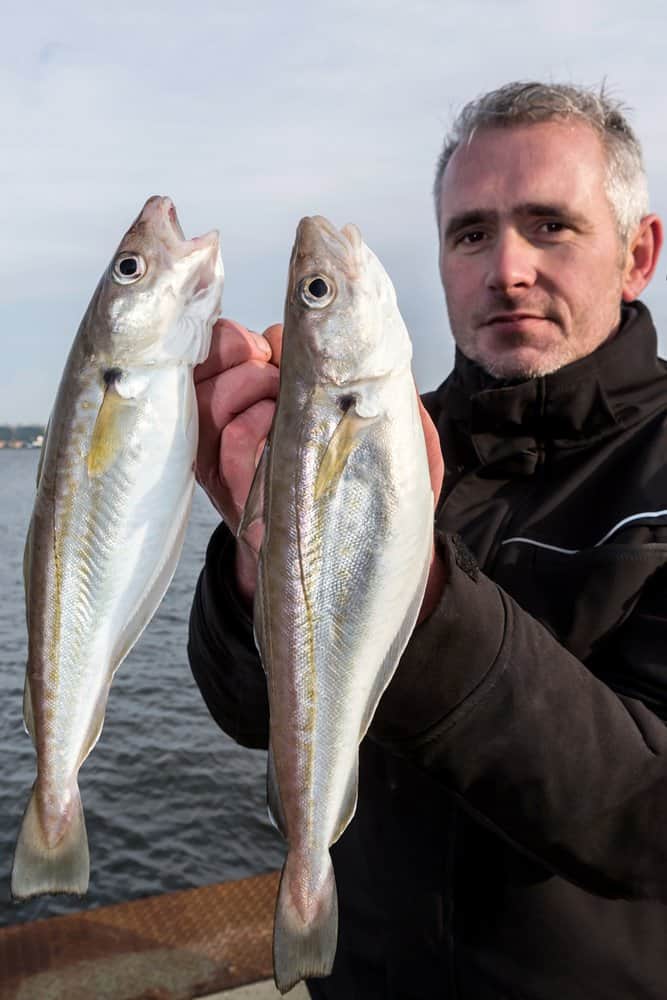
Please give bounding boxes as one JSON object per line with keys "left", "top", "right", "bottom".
{"left": 11, "top": 782, "right": 90, "bottom": 900}
{"left": 273, "top": 850, "right": 338, "bottom": 994}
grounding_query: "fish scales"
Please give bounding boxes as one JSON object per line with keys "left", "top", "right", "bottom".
{"left": 249, "top": 216, "right": 433, "bottom": 992}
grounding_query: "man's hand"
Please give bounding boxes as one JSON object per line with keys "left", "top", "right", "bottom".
{"left": 417, "top": 398, "right": 447, "bottom": 624}
{"left": 194, "top": 318, "right": 283, "bottom": 604}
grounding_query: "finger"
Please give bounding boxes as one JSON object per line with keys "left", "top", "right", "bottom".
{"left": 219, "top": 398, "right": 276, "bottom": 518}
{"left": 196, "top": 361, "right": 279, "bottom": 497}
{"left": 417, "top": 397, "right": 445, "bottom": 501}
{"left": 198, "top": 359, "right": 280, "bottom": 430}
{"left": 263, "top": 323, "right": 284, "bottom": 367}
{"left": 195, "top": 318, "right": 272, "bottom": 383}
{"left": 197, "top": 397, "right": 275, "bottom": 530}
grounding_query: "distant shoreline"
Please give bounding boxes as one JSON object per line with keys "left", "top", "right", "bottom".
{"left": 0, "top": 426, "right": 45, "bottom": 450}
{"left": 0, "top": 442, "right": 42, "bottom": 450}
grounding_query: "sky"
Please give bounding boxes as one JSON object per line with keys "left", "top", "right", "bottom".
{"left": 2, "top": 1, "right": 667, "bottom": 423}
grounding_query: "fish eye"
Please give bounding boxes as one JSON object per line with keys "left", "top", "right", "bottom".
{"left": 299, "top": 274, "right": 336, "bottom": 309}
{"left": 112, "top": 253, "right": 147, "bottom": 285}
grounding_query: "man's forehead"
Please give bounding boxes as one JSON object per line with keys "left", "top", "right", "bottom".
{"left": 439, "top": 119, "right": 607, "bottom": 219}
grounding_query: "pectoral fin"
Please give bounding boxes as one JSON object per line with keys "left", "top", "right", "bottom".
{"left": 314, "top": 405, "right": 376, "bottom": 500}
{"left": 87, "top": 387, "right": 138, "bottom": 478}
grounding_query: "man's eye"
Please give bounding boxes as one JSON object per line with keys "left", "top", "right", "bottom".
{"left": 457, "top": 230, "right": 486, "bottom": 246}
{"left": 541, "top": 221, "right": 567, "bottom": 234}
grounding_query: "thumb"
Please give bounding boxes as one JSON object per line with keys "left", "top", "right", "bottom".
{"left": 417, "top": 396, "right": 444, "bottom": 506}
{"left": 263, "top": 323, "right": 284, "bottom": 367}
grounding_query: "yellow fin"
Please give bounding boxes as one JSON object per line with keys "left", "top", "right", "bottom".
{"left": 314, "top": 405, "right": 375, "bottom": 501}
{"left": 87, "top": 387, "right": 137, "bottom": 478}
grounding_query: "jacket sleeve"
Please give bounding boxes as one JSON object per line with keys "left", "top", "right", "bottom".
{"left": 372, "top": 531, "right": 667, "bottom": 901}
{"left": 188, "top": 521, "right": 269, "bottom": 750}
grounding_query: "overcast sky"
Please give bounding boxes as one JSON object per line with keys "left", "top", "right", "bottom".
{"left": 2, "top": 1, "right": 666, "bottom": 423}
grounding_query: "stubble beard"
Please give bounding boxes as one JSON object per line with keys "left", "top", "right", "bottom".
{"left": 468, "top": 337, "right": 580, "bottom": 380}
{"left": 450, "top": 297, "right": 624, "bottom": 382}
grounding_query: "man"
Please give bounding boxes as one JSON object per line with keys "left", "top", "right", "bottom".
{"left": 189, "top": 82, "right": 667, "bottom": 998}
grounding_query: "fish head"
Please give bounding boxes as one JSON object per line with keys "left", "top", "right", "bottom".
{"left": 284, "top": 215, "right": 411, "bottom": 383}
{"left": 90, "top": 195, "right": 224, "bottom": 367}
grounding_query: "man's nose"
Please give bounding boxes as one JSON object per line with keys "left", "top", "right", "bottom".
{"left": 485, "top": 229, "right": 537, "bottom": 293}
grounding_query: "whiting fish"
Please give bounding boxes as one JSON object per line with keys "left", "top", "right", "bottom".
{"left": 12, "top": 195, "right": 223, "bottom": 900}
{"left": 244, "top": 216, "right": 433, "bottom": 992}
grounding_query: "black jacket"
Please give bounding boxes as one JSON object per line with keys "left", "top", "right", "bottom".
{"left": 188, "top": 301, "right": 667, "bottom": 999}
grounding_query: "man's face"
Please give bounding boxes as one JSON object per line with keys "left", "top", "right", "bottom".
{"left": 438, "top": 120, "right": 630, "bottom": 379}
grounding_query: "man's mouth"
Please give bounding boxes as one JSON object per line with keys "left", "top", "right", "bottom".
{"left": 485, "top": 312, "right": 548, "bottom": 325}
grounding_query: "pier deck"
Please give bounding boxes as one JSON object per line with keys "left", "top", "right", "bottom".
{"left": 0, "top": 871, "right": 307, "bottom": 999}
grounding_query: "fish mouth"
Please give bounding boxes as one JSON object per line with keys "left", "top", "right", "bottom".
{"left": 132, "top": 195, "right": 222, "bottom": 299}
{"left": 136, "top": 195, "right": 219, "bottom": 260}
{"left": 136, "top": 195, "right": 184, "bottom": 243}
{"left": 166, "top": 200, "right": 185, "bottom": 241}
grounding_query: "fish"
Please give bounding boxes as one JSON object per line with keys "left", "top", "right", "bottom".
{"left": 11, "top": 195, "right": 224, "bottom": 900}
{"left": 244, "top": 216, "right": 434, "bottom": 992}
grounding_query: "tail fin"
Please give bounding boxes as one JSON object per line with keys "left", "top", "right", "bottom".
{"left": 11, "top": 783, "right": 90, "bottom": 900}
{"left": 273, "top": 850, "right": 338, "bottom": 994}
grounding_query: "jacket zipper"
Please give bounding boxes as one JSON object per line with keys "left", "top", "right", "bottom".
{"left": 486, "top": 377, "right": 548, "bottom": 575}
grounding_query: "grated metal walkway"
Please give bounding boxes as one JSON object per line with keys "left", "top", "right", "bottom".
{"left": 0, "top": 870, "right": 303, "bottom": 1000}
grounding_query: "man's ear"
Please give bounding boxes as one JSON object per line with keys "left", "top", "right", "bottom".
{"left": 621, "top": 214, "right": 663, "bottom": 302}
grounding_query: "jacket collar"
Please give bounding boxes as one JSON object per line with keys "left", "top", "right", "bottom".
{"left": 443, "top": 302, "right": 666, "bottom": 474}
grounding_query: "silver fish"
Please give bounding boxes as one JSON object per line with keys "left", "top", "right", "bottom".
{"left": 247, "top": 216, "right": 433, "bottom": 992}
{"left": 12, "top": 195, "right": 223, "bottom": 900}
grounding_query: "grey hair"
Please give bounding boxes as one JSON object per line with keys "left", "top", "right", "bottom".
{"left": 433, "top": 81, "right": 649, "bottom": 246}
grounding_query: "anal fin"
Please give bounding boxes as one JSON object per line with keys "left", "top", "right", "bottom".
{"left": 267, "top": 741, "right": 287, "bottom": 837}
{"left": 22, "top": 675, "right": 35, "bottom": 743}
{"left": 330, "top": 758, "right": 359, "bottom": 846}
{"left": 358, "top": 539, "right": 432, "bottom": 741}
